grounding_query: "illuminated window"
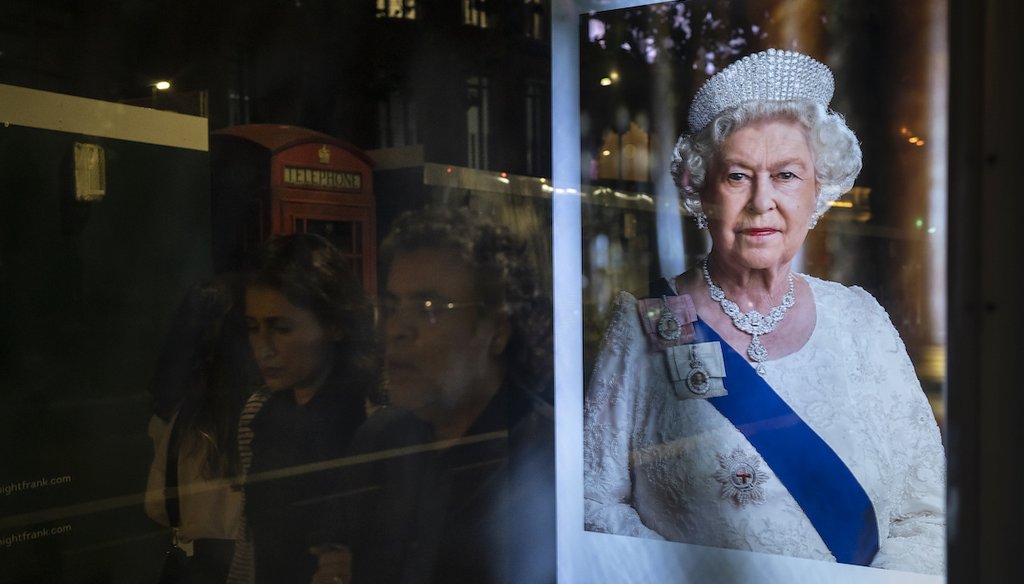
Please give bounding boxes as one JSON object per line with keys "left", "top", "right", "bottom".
{"left": 595, "top": 122, "right": 650, "bottom": 182}
{"left": 525, "top": 0, "right": 544, "bottom": 40}
{"left": 620, "top": 122, "right": 649, "bottom": 182}
{"left": 376, "top": 0, "right": 416, "bottom": 19}
{"left": 463, "top": 0, "right": 488, "bottom": 28}
{"left": 466, "top": 76, "right": 489, "bottom": 169}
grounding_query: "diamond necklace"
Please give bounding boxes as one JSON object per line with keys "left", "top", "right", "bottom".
{"left": 701, "top": 258, "right": 795, "bottom": 376}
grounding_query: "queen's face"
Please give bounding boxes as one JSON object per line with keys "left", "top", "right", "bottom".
{"left": 245, "top": 286, "right": 336, "bottom": 397}
{"left": 702, "top": 118, "right": 819, "bottom": 274}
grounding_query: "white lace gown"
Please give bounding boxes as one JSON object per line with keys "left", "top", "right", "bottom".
{"left": 583, "top": 275, "right": 945, "bottom": 575}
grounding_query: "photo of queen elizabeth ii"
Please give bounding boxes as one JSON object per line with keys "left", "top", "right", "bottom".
{"left": 583, "top": 49, "right": 945, "bottom": 575}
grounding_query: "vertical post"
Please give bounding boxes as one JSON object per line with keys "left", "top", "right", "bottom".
{"left": 551, "top": 1, "right": 582, "bottom": 581}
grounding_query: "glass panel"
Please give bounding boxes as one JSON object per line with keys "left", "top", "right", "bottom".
{"left": 1, "top": 2, "right": 554, "bottom": 581}
{"left": 0, "top": 0, "right": 978, "bottom": 580}
{"left": 564, "top": 0, "right": 948, "bottom": 581}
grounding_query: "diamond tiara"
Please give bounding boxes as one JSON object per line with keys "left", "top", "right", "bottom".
{"left": 687, "top": 48, "right": 835, "bottom": 133}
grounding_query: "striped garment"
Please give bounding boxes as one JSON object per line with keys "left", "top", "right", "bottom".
{"left": 226, "top": 388, "right": 270, "bottom": 584}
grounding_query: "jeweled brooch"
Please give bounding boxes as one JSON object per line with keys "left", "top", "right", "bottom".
{"left": 714, "top": 447, "right": 769, "bottom": 506}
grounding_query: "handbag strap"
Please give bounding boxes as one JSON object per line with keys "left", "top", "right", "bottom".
{"left": 164, "top": 412, "right": 183, "bottom": 528}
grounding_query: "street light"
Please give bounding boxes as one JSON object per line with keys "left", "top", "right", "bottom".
{"left": 150, "top": 80, "right": 172, "bottom": 109}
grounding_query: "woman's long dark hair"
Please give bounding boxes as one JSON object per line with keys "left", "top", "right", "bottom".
{"left": 152, "top": 274, "right": 256, "bottom": 478}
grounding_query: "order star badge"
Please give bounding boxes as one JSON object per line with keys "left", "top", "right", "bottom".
{"left": 714, "top": 447, "right": 769, "bottom": 506}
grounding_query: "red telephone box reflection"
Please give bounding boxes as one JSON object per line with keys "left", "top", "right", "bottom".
{"left": 211, "top": 124, "right": 376, "bottom": 292}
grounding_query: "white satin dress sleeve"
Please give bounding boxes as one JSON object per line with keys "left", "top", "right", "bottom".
{"left": 583, "top": 291, "right": 666, "bottom": 540}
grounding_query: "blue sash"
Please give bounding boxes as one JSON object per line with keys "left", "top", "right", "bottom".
{"left": 651, "top": 280, "right": 879, "bottom": 565}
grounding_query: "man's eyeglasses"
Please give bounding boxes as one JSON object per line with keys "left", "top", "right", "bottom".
{"left": 378, "top": 298, "right": 486, "bottom": 325}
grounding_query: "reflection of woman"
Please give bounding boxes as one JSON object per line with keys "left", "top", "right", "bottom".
{"left": 583, "top": 50, "right": 944, "bottom": 574}
{"left": 234, "top": 234, "right": 376, "bottom": 584}
{"left": 145, "top": 276, "right": 256, "bottom": 584}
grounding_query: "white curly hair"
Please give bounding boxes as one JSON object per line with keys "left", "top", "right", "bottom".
{"left": 670, "top": 99, "right": 862, "bottom": 219}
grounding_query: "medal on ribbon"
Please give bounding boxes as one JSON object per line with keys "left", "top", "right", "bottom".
{"left": 715, "top": 447, "right": 769, "bottom": 506}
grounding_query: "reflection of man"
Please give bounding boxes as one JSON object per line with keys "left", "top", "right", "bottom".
{"left": 313, "top": 207, "right": 554, "bottom": 584}
{"left": 382, "top": 245, "right": 510, "bottom": 441}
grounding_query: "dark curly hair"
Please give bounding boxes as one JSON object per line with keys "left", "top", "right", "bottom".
{"left": 152, "top": 274, "right": 257, "bottom": 479}
{"left": 380, "top": 207, "right": 553, "bottom": 397}
{"left": 247, "top": 233, "right": 379, "bottom": 401}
